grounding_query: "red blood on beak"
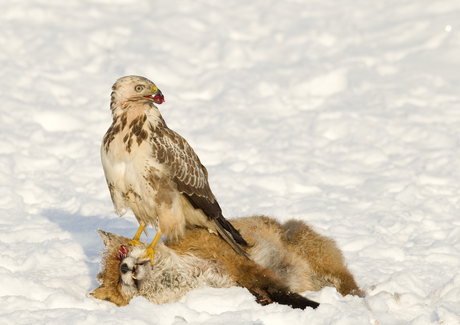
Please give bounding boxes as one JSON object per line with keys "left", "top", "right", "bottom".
{"left": 153, "top": 94, "right": 165, "bottom": 105}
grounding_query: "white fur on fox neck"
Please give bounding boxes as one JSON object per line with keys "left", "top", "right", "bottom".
{"left": 119, "top": 244, "right": 235, "bottom": 305}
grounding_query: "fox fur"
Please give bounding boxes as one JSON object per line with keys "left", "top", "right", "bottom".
{"left": 90, "top": 215, "right": 363, "bottom": 309}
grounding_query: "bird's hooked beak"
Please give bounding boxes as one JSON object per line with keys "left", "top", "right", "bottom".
{"left": 144, "top": 86, "right": 165, "bottom": 105}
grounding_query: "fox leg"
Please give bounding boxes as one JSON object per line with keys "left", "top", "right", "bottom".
{"left": 231, "top": 257, "right": 319, "bottom": 309}
{"left": 251, "top": 268, "right": 319, "bottom": 309}
{"left": 129, "top": 223, "right": 146, "bottom": 246}
{"left": 143, "top": 229, "right": 162, "bottom": 264}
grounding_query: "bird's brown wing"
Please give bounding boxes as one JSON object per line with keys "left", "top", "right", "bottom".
{"left": 149, "top": 125, "right": 248, "bottom": 252}
{"left": 149, "top": 125, "right": 218, "bottom": 213}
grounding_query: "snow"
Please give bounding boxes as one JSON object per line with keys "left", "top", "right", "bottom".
{"left": 1, "top": 0, "right": 460, "bottom": 324}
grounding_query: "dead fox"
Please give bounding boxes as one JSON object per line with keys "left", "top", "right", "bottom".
{"left": 90, "top": 215, "right": 363, "bottom": 309}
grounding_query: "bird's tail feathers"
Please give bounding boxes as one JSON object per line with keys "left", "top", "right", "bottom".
{"left": 212, "top": 217, "right": 249, "bottom": 259}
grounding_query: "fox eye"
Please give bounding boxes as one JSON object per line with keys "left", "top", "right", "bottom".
{"left": 135, "top": 85, "right": 144, "bottom": 92}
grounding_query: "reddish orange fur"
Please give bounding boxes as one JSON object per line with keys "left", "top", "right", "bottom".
{"left": 91, "top": 215, "right": 362, "bottom": 307}
{"left": 91, "top": 233, "right": 132, "bottom": 306}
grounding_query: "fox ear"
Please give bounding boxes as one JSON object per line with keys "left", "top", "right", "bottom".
{"left": 90, "top": 286, "right": 111, "bottom": 301}
{"left": 90, "top": 286, "right": 129, "bottom": 306}
{"left": 97, "top": 230, "right": 130, "bottom": 246}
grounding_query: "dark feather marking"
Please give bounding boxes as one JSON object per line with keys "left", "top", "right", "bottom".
{"left": 108, "top": 183, "right": 116, "bottom": 202}
{"left": 103, "top": 123, "right": 120, "bottom": 149}
{"left": 174, "top": 176, "right": 214, "bottom": 203}
{"left": 144, "top": 168, "right": 161, "bottom": 191}
{"left": 130, "top": 115, "right": 148, "bottom": 146}
{"left": 182, "top": 193, "right": 221, "bottom": 221}
{"left": 119, "top": 114, "right": 148, "bottom": 153}
{"left": 122, "top": 188, "right": 142, "bottom": 202}
{"left": 136, "top": 129, "right": 147, "bottom": 146}
{"left": 214, "top": 214, "right": 249, "bottom": 247}
{"left": 129, "top": 116, "right": 141, "bottom": 128}
{"left": 144, "top": 167, "right": 174, "bottom": 208}
{"left": 149, "top": 122, "right": 214, "bottom": 200}
{"left": 212, "top": 218, "right": 249, "bottom": 258}
{"left": 183, "top": 193, "right": 249, "bottom": 249}
{"left": 103, "top": 112, "right": 129, "bottom": 150}
{"left": 148, "top": 121, "right": 249, "bottom": 256}
{"left": 120, "top": 113, "right": 128, "bottom": 130}
{"left": 126, "top": 137, "right": 133, "bottom": 153}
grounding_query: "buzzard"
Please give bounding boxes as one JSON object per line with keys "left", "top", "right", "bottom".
{"left": 101, "top": 76, "right": 248, "bottom": 262}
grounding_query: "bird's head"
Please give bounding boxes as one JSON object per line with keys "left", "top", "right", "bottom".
{"left": 111, "top": 75, "right": 165, "bottom": 106}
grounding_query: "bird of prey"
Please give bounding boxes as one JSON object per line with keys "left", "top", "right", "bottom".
{"left": 101, "top": 75, "right": 248, "bottom": 262}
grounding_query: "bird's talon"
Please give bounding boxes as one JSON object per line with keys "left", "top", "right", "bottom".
{"left": 143, "top": 247, "right": 156, "bottom": 265}
{"left": 128, "top": 239, "right": 142, "bottom": 247}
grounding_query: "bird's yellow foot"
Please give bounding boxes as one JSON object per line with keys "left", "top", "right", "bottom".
{"left": 142, "top": 247, "right": 156, "bottom": 265}
{"left": 129, "top": 224, "right": 146, "bottom": 247}
{"left": 128, "top": 238, "right": 142, "bottom": 247}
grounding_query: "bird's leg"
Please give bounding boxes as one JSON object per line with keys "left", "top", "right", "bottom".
{"left": 143, "top": 229, "right": 162, "bottom": 265}
{"left": 129, "top": 223, "right": 145, "bottom": 247}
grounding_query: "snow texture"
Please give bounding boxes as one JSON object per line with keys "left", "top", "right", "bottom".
{"left": 1, "top": 0, "right": 460, "bottom": 324}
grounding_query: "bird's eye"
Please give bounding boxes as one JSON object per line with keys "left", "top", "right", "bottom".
{"left": 135, "top": 85, "right": 144, "bottom": 92}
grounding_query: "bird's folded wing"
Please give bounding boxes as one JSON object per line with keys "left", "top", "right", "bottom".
{"left": 149, "top": 126, "right": 220, "bottom": 219}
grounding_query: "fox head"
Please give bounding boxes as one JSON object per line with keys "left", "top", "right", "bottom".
{"left": 90, "top": 230, "right": 152, "bottom": 306}
{"left": 90, "top": 229, "right": 235, "bottom": 306}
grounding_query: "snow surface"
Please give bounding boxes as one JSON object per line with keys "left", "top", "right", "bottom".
{"left": 1, "top": 0, "right": 460, "bottom": 324}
